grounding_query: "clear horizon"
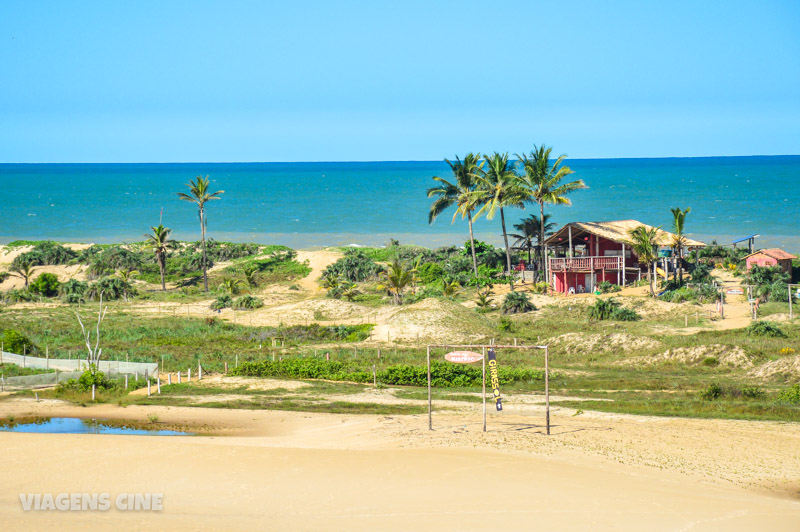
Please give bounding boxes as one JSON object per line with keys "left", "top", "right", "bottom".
{"left": 2, "top": 1, "right": 799, "bottom": 163}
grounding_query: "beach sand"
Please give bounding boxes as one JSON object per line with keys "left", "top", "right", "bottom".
{"left": 0, "top": 399, "right": 798, "bottom": 530}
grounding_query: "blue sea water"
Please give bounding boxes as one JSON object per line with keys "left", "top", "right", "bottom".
{"left": 1, "top": 156, "right": 798, "bottom": 250}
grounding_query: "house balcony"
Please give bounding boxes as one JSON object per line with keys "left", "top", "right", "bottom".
{"left": 548, "top": 256, "right": 625, "bottom": 272}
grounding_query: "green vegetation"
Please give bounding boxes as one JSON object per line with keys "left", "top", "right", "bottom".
{"left": 587, "top": 298, "right": 640, "bottom": 321}
{"left": 501, "top": 291, "right": 535, "bottom": 314}
{"left": 745, "top": 321, "right": 786, "bottom": 338}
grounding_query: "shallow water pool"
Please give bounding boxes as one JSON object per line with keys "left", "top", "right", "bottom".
{"left": 0, "top": 417, "right": 193, "bottom": 436}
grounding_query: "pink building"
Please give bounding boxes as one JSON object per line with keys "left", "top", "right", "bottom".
{"left": 544, "top": 220, "right": 706, "bottom": 294}
{"left": 744, "top": 248, "right": 796, "bottom": 274}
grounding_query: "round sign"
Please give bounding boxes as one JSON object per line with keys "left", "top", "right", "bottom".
{"left": 445, "top": 351, "right": 484, "bottom": 364}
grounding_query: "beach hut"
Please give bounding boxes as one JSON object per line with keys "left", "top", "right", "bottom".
{"left": 743, "top": 248, "right": 796, "bottom": 274}
{"left": 544, "top": 219, "right": 705, "bottom": 294}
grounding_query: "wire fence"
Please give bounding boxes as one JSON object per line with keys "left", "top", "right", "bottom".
{"left": 0, "top": 350, "right": 159, "bottom": 391}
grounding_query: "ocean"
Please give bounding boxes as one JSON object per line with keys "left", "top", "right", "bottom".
{"left": 1, "top": 156, "right": 798, "bottom": 250}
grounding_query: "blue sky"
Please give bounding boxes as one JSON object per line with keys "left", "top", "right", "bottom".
{"left": 1, "top": 0, "right": 798, "bottom": 162}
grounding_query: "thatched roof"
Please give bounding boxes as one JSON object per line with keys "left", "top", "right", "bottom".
{"left": 545, "top": 220, "right": 706, "bottom": 248}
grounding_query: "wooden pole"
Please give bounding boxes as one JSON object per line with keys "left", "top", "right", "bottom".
{"left": 568, "top": 225, "right": 573, "bottom": 257}
{"left": 427, "top": 346, "right": 432, "bottom": 431}
{"left": 168, "top": 373, "right": 171, "bottom": 385}
{"left": 545, "top": 346, "right": 550, "bottom": 436}
{"left": 372, "top": 364, "right": 376, "bottom": 388}
{"left": 482, "top": 346, "right": 486, "bottom": 433}
{"left": 125, "top": 375, "right": 128, "bottom": 389}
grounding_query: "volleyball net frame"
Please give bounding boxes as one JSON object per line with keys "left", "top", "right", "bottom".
{"left": 425, "top": 344, "right": 551, "bottom": 435}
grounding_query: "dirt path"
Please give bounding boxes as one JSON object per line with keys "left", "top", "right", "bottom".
{"left": 295, "top": 249, "right": 341, "bottom": 292}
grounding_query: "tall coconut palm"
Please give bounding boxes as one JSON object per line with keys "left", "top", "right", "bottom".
{"left": 177, "top": 176, "right": 224, "bottom": 292}
{"left": 628, "top": 225, "right": 660, "bottom": 297}
{"left": 671, "top": 206, "right": 691, "bottom": 282}
{"left": 516, "top": 145, "right": 586, "bottom": 280}
{"left": 476, "top": 152, "right": 525, "bottom": 276}
{"left": 510, "top": 213, "right": 556, "bottom": 266}
{"left": 10, "top": 262, "right": 35, "bottom": 289}
{"left": 428, "top": 154, "right": 485, "bottom": 277}
{"left": 145, "top": 224, "right": 172, "bottom": 291}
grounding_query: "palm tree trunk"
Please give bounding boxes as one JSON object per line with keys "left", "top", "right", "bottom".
{"left": 467, "top": 211, "right": 478, "bottom": 277}
{"left": 539, "top": 202, "right": 546, "bottom": 285}
{"left": 647, "top": 262, "right": 654, "bottom": 297}
{"left": 500, "top": 207, "right": 513, "bottom": 291}
{"left": 159, "top": 253, "right": 166, "bottom": 291}
{"left": 200, "top": 205, "right": 209, "bottom": 293}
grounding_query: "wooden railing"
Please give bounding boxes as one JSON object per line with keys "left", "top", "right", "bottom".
{"left": 548, "top": 256, "right": 623, "bottom": 271}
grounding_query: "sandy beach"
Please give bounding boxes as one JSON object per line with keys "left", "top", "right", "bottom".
{"left": 0, "top": 397, "right": 798, "bottom": 531}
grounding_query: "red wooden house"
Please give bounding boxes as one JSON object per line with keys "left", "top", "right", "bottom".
{"left": 544, "top": 220, "right": 706, "bottom": 294}
{"left": 744, "top": 248, "right": 796, "bottom": 274}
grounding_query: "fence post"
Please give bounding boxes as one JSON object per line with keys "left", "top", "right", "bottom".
{"left": 168, "top": 373, "right": 172, "bottom": 385}
{"left": 125, "top": 375, "right": 128, "bottom": 389}
{"left": 92, "top": 384, "right": 96, "bottom": 401}
{"left": 147, "top": 380, "right": 151, "bottom": 396}
{"left": 235, "top": 354, "right": 238, "bottom": 368}
{"left": 157, "top": 377, "right": 161, "bottom": 395}
{"left": 178, "top": 371, "right": 181, "bottom": 384}
{"left": 198, "top": 364, "right": 202, "bottom": 381}
{"left": 372, "top": 364, "right": 376, "bottom": 388}
{"left": 1, "top": 372, "right": 4, "bottom": 392}
{"left": 46, "top": 346, "right": 49, "bottom": 369}
{"left": 224, "top": 362, "right": 228, "bottom": 374}
{"left": 187, "top": 368, "right": 191, "bottom": 382}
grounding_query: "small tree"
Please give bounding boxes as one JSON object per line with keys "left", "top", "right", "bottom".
{"left": 75, "top": 292, "right": 108, "bottom": 376}
{"left": 10, "top": 262, "right": 35, "bottom": 289}
{"left": 628, "top": 225, "right": 660, "bottom": 297}
{"left": 378, "top": 260, "right": 416, "bottom": 305}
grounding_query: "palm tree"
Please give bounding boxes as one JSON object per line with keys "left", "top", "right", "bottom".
{"left": 10, "top": 262, "right": 35, "bottom": 288}
{"left": 243, "top": 265, "right": 261, "bottom": 288}
{"left": 510, "top": 213, "right": 556, "bottom": 266}
{"left": 217, "top": 278, "right": 247, "bottom": 296}
{"left": 177, "top": 175, "right": 224, "bottom": 293}
{"left": 145, "top": 224, "right": 172, "bottom": 291}
{"left": 378, "top": 260, "right": 416, "bottom": 305}
{"left": 428, "top": 154, "right": 485, "bottom": 277}
{"left": 476, "top": 152, "right": 525, "bottom": 276}
{"left": 628, "top": 225, "right": 660, "bottom": 297}
{"left": 516, "top": 145, "right": 586, "bottom": 281}
{"left": 671, "top": 207, "right": 691, "bottom": 282}
{"left": 441, "top": 278, "right": 460, "bottom": 298}
{"left": 116, "top": 268, "right": 139, "bottom": 301}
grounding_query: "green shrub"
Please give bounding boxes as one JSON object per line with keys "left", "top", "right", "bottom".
{"left": 11, "top": 241, "right": 76, "bottom": 268}
{"left": 322, "top": 250, "right": 382, "bottom": 282}
{"left": 231, "top": 359, "right": 547, "bottom": 388}
{"left": 501, "top": 291, "right": 535, "bottom": 314}
{"left": 232, "top": 295, "right": 263, "bottom": 310}
{"left": 0, "top": 272, "right": 9, "bottom": 283}
{"left": 497, "top": 317, "right": 513, "bottom": 332}
{"left": 776, "top": 384, "right": 800, "bottom": 405}
{"left": 417, "top": 262, "right": 445, "bottom": 284}
{"left": 702, "top": 356, "right": 719, "bottom": 367}
{"left": 85, "top": 277, "right": 136, "bottom": 301}
{"left": 211, "top": 294, "right": 232, "bottom": 310}
{"left": 691, "top": 263, "right": 713, "bottom": 284}
{"left": 609, "top": 306, "right": 640, "bottom": 321}
{"left": 29, "top": 273, "right": 61, "bottom": 297}
{"left": 597, "top": 281, "right": 621, "bottom": 294}
{"left": 587, "top": 298, "right": 620, "bottom": 320}
{"left": 699, "top": 382, "right": 723, "bottom": 400}
{"left": 1, "top": 329, "right": 37, "bottom": 354}
{"left": 531, "top": 281, "right": 549, "bottom": 294}
{"left": 745, "top": 321, "right": 786, "bottom": 338}
{"left": 740, "top": 386, "right": 766, "bottom": 399}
